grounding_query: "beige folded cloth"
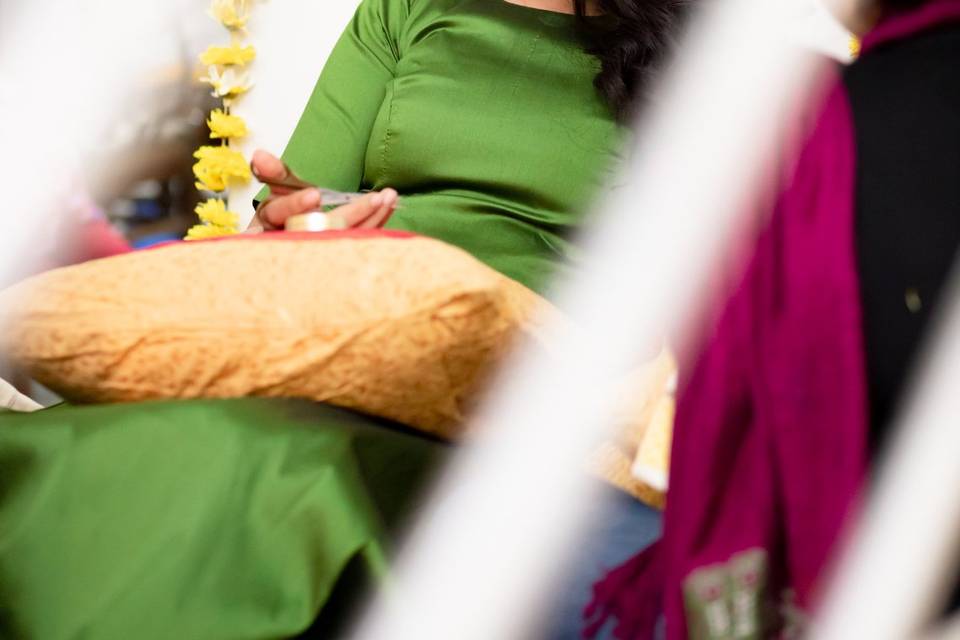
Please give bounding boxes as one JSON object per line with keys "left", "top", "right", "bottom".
{"left": 590, "top": 347, "right": 676, "bottom": 509}
{"left": 0, "top": 377, "right": 42, "bottom": 412}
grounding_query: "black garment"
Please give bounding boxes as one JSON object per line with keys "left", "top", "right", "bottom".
{"left": 845, "top": 23, "right": 960, "bottom": 455}
{"left": 846, "top": 21, "right": 960, "bottom": 615}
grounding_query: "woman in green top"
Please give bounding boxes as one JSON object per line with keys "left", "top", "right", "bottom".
{"left": 250, "top": 0, "right": 681, "bottom": 294}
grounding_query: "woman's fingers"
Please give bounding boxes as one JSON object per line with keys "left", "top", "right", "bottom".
{"left": 247, "top": 186, "right": 399, "bottom": 233}
{"left": 362, "top": 188, "right": 400, "bottom": 229}
{"left": 333, "top": 189, "right": 399, "bottom": 229}
{"left": 251, "top": 150, "right": 298, "bottom": 196}
{"left": 257, "top": 188, "right": 322, "bottom": 230}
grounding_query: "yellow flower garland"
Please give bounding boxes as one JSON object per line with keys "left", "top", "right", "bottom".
{"left": 209, "top": 0, "right": 252, "bottom": 32}
{"left": 187, "top": 0, "right": 259, "bottom": 240}
{"left": 187, "top": 199, "right": 239, "bottom": 240}
{"left": 207, "top": 109, "right": 249, "bottom": 139}
{"left": 193, "top": 145, "right": 251, "bottom": 192}
{"left": 195, "top": 198, "right": 241, "bottom": 228}
{"left": 850, "top": 36, "right": 862, "bottom": 60}
{"left": 200, "top": 43, "right": 257, "bottom": 67}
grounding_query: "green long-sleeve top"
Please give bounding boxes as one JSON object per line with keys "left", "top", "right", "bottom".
{"left": 277, "top": 0, "right": 624, "bottom": 294}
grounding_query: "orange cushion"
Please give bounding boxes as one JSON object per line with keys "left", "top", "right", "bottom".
{"left": 0, "top": 231, "right": 552, "bottom": 437}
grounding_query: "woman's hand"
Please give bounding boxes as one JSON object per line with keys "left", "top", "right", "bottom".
{"left": 247, "top": 150, "right": 398, "bottom": 232}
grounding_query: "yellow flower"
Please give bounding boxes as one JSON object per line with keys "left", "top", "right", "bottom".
{"left": 185, "top": 223, "right": 238, "bottom": 241}
{"left": 200, "top": 66, "right": 253, "bottom": 100}
{"left": 207, "top": 109, "right": 248, "bottom": 139}
{"left": 209, "top": 0, "right": 251, "bottom": 31}
{"left": 200, "top": 43, "right": 256, "bottom": 67}
{"left": 849, "top": 36, "right": 861, "bottom": 60}
{"left": 195, "top": 198, "right": 240, "bottom": 229}
{"left": 193, "top": 145, "right": 251, "bottom": 192}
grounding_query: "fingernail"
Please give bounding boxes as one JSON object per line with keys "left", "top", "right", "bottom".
{"left": 370, "top": 193, "right": 385, "bottom": 208}
{"left": 301, "top": 189, "right": 321, "bottom": 208}
{"left": 383, "top": 189, "right": 398, "bottom": 207}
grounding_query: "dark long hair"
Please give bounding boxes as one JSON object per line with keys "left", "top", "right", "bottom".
{"left": 573, "top": 0, "right": 689, "bottom": 122}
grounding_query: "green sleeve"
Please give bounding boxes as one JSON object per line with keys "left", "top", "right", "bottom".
{"left": 257, "top": 0, "right": 409, "bottom": 202}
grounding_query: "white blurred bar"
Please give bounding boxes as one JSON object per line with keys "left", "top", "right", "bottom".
{"left": 815, "top": 273, "right": 960, "bottom": 638}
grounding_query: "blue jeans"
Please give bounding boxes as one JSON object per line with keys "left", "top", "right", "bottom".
{"left": 542, "top": 486, "right": 663, "bottom": 639}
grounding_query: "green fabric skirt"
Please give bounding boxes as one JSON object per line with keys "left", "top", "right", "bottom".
{"left": 0, "top": 399, "right": 446, "bottom": 639}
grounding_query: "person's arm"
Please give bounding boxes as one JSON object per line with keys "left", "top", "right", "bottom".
{"left": 250, "top": 0, "right": 409, "bottom": 229}
{"left": 278, "top": 0, "right": 409, "bottom": 192}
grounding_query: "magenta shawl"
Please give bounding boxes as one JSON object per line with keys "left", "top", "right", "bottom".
{"left": 585, "top": 3, "right": 960, "bottom": 638}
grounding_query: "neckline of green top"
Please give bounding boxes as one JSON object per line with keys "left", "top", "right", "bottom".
{"left": 496, "top": 1, "right": 599, "bottom": 26}
{"left": 499, "top": 1, "right": 577, "bottom": 17}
